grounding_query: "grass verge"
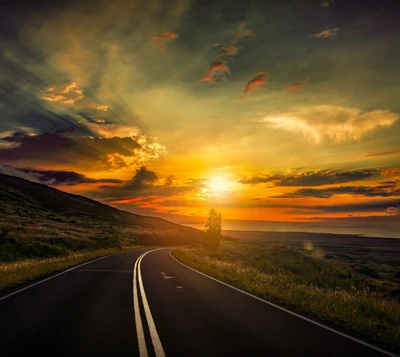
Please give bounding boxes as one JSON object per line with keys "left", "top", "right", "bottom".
{"left": 172, "top": 241, "right": 400, "bottom": 352}
{"left": 0, "top": 247, "right": 139, "bottom": 292}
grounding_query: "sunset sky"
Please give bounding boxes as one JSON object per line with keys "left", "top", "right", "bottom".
{"left": 1, "top": 0, "right": 399, "bottom": 237}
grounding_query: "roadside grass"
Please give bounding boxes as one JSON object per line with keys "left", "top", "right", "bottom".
{"left": 0, "top": 247, "right": 139, "bottom": 292}
{"left": 172, "top": 240, "right": 400, "bottom": 351}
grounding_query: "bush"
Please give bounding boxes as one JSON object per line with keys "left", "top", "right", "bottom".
{"left": 203, "top": 233, "right": 220, "bottom": 251}
{"left": 0, "top": 238, "right": 69, "bottom": 262}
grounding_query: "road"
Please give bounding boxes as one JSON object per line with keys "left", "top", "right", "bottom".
{"left": 0, "top": 248, "right": 397, "bottom": 357}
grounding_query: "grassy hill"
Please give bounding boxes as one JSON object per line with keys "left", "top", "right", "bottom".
{"left": 0, "top": 173, "right": 204, "bottom": 262}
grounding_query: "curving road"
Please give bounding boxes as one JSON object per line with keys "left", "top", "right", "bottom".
{"left": 0, "top": 248, "right": 397, "bottom": 357}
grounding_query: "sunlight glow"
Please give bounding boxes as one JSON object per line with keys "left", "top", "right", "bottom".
{"left": 207, "top": 176, "right": 232, "bottom": 194}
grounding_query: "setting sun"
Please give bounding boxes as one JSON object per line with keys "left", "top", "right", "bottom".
{"left": 207, "top": 176, "right": 232, "bottom": 194}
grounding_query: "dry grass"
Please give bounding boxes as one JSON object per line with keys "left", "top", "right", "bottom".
{"left": 0, "top": 247, "right": 139, "bottom": 292}
{"left": 173, "top": 240, "right": 400, "bottom": 351}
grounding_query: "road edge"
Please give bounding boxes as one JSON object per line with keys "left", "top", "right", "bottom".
{"left": 0, "top": 251, "right": 128, "bottom": 301}
{"left": 169, "top": 248, "right": 399, "bottom": 357}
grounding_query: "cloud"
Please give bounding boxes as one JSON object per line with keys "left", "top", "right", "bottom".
{"left": 235, "top": 29, "right": 253, "bottom": 39}
{"left": 261, "top": 105, "right": 399, "bottom": 143}
{"left": 0, "top": 165, "right": 122, "bottom": 186}
{"left": 231, "top": 28, "right": 253, "bottom": 45}
{"left": 212, "top": 43, "right": 239, "bottom": 58}
{"left": 385, "top": 207, "right": 400, "bottom": 215}
{"left": 358, "top": 148, "right": 400, "bottom": 160}
{"left": 381, "top": 169, "right": 400, "bottom": 176}
{"left": 123, "top": 166, "right": 158, "bottom": 191}
{"left": 320, "top": 0, "right": 334, "bottom": 7}
{"left": 152, "top": 29, "right": 178, "bottom": 44}
{"left": 239, "top": 169, "right": 378, "bottom": 186}
{"left": 151, "top": 29, "right": 178, "bottom": 51}
{"left": 200, "top": 60, "right": 230, "bottom": 82}
{"left": 242, "top": 72, "right": 269, "bottom": 95}
{"left": 314, "top": 28, "right": 340, "bottom": 38}
{"left": 42, "top": 82, "right": 84, "bottom": 104}
{"left": 284, "top": 80, "right": 307, "bottom": 91}
{"left": 276, "top": 185, "right": 400, "bottom": 199}
{"left": 0, "top": 128, "right": 164, "bottom": 170}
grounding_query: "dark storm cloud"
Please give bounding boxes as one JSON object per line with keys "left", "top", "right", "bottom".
{"left": 124, "top": 166, "right": 158, "bottom": 191}
{"left": 0, "top": 165, "right": 122, "bottom": 186}
{"left": 275, "top": 184, "right": 400, "bottom": 199}
{"left": 238, "top": 169, "right": 378, "bottom": 186}
{"left": 0, "top": 129, "right": 141, "bottom": 168}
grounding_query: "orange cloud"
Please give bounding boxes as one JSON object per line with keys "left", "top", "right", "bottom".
{"left": 314, "top": 28, "right": 340, "bottom": 38}
{"left": 381, "top": 169, "right": 400, "bottom": 176}
{"left": 243, "top": 72, "right": 269, "bottom": 94}
{"left": 200, "top": 60, "right": 230, "bottom": 82}
{"left": 285, "top": 80, "right": 307, "bottom": 91}
{"left": 152, "top": 29, "right": 178, "bottom": 45}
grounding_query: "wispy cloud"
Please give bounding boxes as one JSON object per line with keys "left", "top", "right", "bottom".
{"left": 202, "top": 26, "right": 252, "bottom": 84}
{"left": 357, "top": 148, "right": 400, "bottom": 160}
{"left": 0, "top": 165, "right": 122, "bottom": 186}
{"left": 241, "top": 72, "right": 269, "bottom": 96}
{"left": 275, "top": 184, "right": 400, "bottom": 199}
{"left": 261, "top": 105, "right": 399, "bottom": 143}
{"left": 212, "top": 43, "right": 239, "bottom": 58}
{"left": 314, "top": 28, "right": 340, "bottom": 38}
{"left": 42, "top": 82, "right": 84, "bottom": 104}
{"left": 239, "top": 169, "right": 378, "bottom": 186}
{"left": 284, "top": 80, "right": 307, "bottom": 91}
{"left": 200, "top": 60, "right": 230, "bottom": 82}
{"left": 151, "top": 29, "right": 178, "bottom": 51}
{"left": 235, "top": 29, "right": 253, "bottom": 39}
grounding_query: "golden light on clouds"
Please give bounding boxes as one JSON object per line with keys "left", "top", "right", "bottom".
{"left": 1, "top": 0, "right": 400, "bottom": 237}
{"left": 261, "top": 106, "right": 399, "bottom": 144}
{"left": 42, "top": 82, "right": 84, "bottom": 104}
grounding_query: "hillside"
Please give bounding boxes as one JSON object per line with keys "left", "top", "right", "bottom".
{"left": 0, "top": 173, "right": 204, "bottom": 261}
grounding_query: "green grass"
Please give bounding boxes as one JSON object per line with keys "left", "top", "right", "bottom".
{"left": 0, "top": 247, "right": 139, "bottom": 292}
{"left": 172, "top": 240, "right": 400, "bottom": 351}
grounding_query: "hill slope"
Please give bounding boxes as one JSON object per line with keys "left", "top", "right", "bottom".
{"left": 0, "top": 173, "right": 204, "bottom": 261}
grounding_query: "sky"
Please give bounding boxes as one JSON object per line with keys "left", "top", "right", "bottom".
{"left": 1, "top": 0, "right": 400, "bottom": 237}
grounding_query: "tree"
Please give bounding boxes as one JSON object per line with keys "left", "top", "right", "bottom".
{"left": 204, "top": 208, "right": 222, "bottom": 250}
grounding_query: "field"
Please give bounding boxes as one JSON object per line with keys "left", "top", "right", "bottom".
{"left": 0, "top": 173, "right": 204, "bottom": 291}
{"left": 173, "top": 232, "right": 400, "bottom": 352}
{"left": 224, "top": 230, "right": 400, "bottom": 265}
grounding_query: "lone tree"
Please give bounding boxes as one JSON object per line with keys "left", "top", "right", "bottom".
{"left": 204, "top": 208, "right": 222, "bottom": 250}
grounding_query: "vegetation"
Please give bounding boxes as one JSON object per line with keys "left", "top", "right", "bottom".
{"left": 173, "top": 239, "right": 400, "bottom": 352}
{"left": 204, "top": 208, "right": 222, "bottom": 250}
{"left": 0, "top": 173, "right": 204, "bottom": 260}
{"left": 0, "top": 248, "right": 127, "bottom": 291}
{"left": 0, "top": 172, "right": 204, "bottom": 290}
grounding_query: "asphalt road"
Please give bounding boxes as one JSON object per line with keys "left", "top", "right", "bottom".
{"left": 0, "top": 248, "right": 396, "bottom": 357}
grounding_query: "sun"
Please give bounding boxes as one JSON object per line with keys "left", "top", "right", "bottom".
{"left": 208, "top": 176, "right": 231, "bottom": 194}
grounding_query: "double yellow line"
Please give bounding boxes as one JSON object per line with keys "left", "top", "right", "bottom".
{"left": 133, "top": 248, "right": 166, "bottom": 357}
